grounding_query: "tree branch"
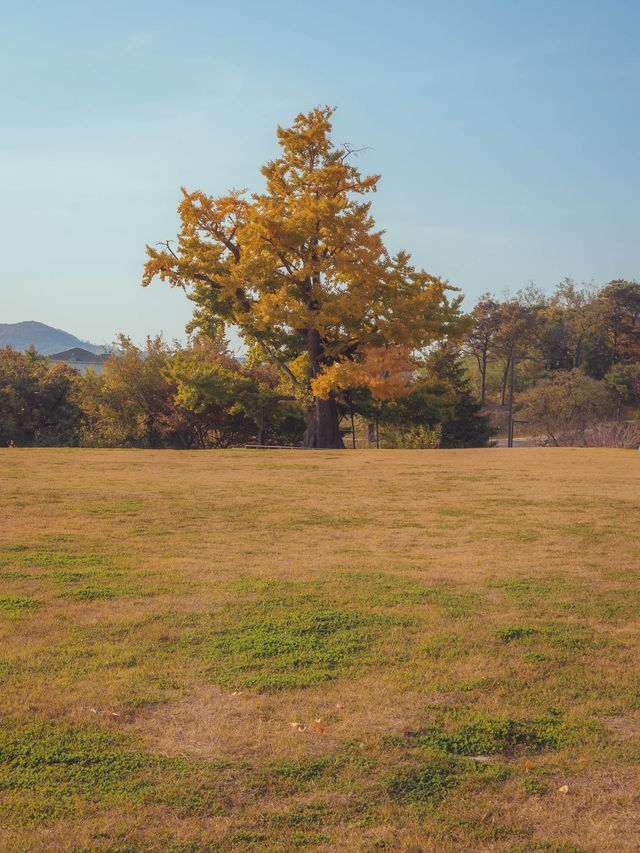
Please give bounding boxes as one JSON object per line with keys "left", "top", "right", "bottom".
{"left": 157, "top": 240, "right": 180, "bottom": 261}
{"left": 211, "top": 225, "right": 240, "bottom": 263}
{"left": 258, "top": 341, "right": 300, "bottom": 386}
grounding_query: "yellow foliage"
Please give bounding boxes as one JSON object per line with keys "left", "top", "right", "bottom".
{"left": 143, "top": 106, "right": 464, "bottom": 437}
{"left": 310, "top": 346, "right": 413, "bottom": 400}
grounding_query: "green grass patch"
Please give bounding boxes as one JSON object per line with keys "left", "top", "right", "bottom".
{"left": 489, "top": 574, "right": 640, "bottom": 623}
{"left": 0, "top": 596, "right": 39, "bottom": 616}
{"left": 0, "top": 546, "right": 116, "bottom": 574}
{"left": 523, "top": 775, "right": 549, "bottom": 796}
{"left": 0, "top": 719, "right": 232, "bottom": 825}
{"left": 0, "top": 720, "right": 158, "bottom": 822}
{"left": 386, "top": 755, "right": 462, "bottom": 803}
{"left": 266, "top": 802, "right": 329, "bottom": 827}
{"left": 254, "top": 756, "right": 334, "bottom": 795}
{"left": 59, "top": 586, "right": 118, "bottom": 601}
{"left": 413, "top": 709, "right": 578, "bottom": 756}
{"left": 494, "top": 625, "right": 540, "bottom": 643}
{"left": 491, "top": 575, "right": 570, "bottom": 606}
{"left": 177, "top": 598, "right": 397, "bottom": 691}
{"left": 385, "top": 754, "right": 505, "bottom": 805}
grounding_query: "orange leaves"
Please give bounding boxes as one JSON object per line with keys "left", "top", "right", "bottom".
{"left": 310, "top": 346, "right": 413, "bottom": 401}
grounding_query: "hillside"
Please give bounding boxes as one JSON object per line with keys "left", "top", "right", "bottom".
{"left": 0, "top": 321, "right": 104, "bottom": 355}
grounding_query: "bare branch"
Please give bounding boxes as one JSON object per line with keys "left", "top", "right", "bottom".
{"left": 340, "top": 143, "right": 372, "bottom": 162}
{"left": 258, "top": 341, "right": 300, "bottom": 386}
{"left": 156, "top": 240, "right": 180, "bottom": 262}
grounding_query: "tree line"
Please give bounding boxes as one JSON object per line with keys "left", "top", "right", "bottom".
{"left": 0, "top": 334, "right": 493, "bottom": 449}
{"left": 1, "top": 276, "right": 637, "bottom": 450}
{"left": 463, "top": 278, "right": 640, "bottom": 445}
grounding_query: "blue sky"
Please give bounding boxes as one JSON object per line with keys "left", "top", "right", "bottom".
{"left": 2, "top": 0, "right": 639, "bottom": 350}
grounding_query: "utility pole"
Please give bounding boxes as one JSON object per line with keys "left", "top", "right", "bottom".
{"left": 507, "top": 354, "right": 515, "bottom": 448}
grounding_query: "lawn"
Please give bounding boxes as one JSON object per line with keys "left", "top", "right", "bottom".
{"left": 0, "top": 447, "right": 639, "bottom": 852}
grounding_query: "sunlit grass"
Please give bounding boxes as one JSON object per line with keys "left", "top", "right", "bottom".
{"left": 0, "top": 447, "right": 638, "bottom": 851}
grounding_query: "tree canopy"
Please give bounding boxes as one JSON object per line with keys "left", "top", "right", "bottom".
{"left": 143, "top": 107, "right": 465, "bottom": 447}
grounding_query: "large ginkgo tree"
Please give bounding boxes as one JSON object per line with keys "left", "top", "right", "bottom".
{"left": 143, "top": 107, "right": 465, "bottom": 447}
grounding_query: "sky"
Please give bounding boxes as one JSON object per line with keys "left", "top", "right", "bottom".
{"left": 2, "top": 0, "right": 639, "bottom": 351}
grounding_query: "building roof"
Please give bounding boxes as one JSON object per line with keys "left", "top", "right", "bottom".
{"left": 49, "top": 347, "right": 106, "bottom": 363}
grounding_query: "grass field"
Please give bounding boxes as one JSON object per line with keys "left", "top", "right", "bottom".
{"left": 1, "top": 447, "right": 639, "bottom": 852}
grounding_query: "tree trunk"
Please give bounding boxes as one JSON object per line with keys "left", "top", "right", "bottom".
{"left": 480, "top": 350, "right": 487, "bottom": 404}
{"left": 304, "top": 328, "right": 345, "bottom": 448}
{"left": 303, "top": 394, "right": 344, "bottom": 448}
{"left": 500, "top": 355, "right": 511, "bottom": 406}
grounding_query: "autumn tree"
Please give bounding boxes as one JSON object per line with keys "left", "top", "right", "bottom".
{"left": 76, "top": 335, "right": 192, "bottom": 448}
{"left": 143, "top": 107, "right": 463, "bottom": 448}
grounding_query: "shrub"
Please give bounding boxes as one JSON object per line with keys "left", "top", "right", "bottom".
{"left": 518, "top": 370, "right": 614, "bottom": 446}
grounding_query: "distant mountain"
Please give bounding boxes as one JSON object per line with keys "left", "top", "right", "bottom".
{"left": 0, "top": 322, "right": 105, "bottom": 356}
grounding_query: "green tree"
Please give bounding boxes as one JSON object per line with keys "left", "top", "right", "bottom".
{"left": 143, "top": 107, "right": 464, "bottom": 448}
{"left": 464, "top": 295, "right": 502, "bottom": 404}
{"left": 598, "top": 280, "right": 640, "bottom": 365}
{"left": 421, "top": 343, "right": 495, "bottom": 447}
{"left": 538, "top": 279, "right": 604, "bottom": 373}
{"left": 0, "top": 347, "right": 82, "bottom": 446}
{"left": 166, "top": 338, "right": 304, "bottom": 447}
{"left": 604, "top": 361, "right": 640, "bottom": 419}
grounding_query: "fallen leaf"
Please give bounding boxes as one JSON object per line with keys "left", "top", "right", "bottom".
{"left": 578, "top": 757, "right": 587, "bottom": 764}
{"left": 524, "top": 760, "right": 534, "bottom": 769}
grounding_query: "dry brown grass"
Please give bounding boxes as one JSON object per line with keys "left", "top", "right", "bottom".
{"left": 1, "top": 447, "right": 639, "bottom": 851}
